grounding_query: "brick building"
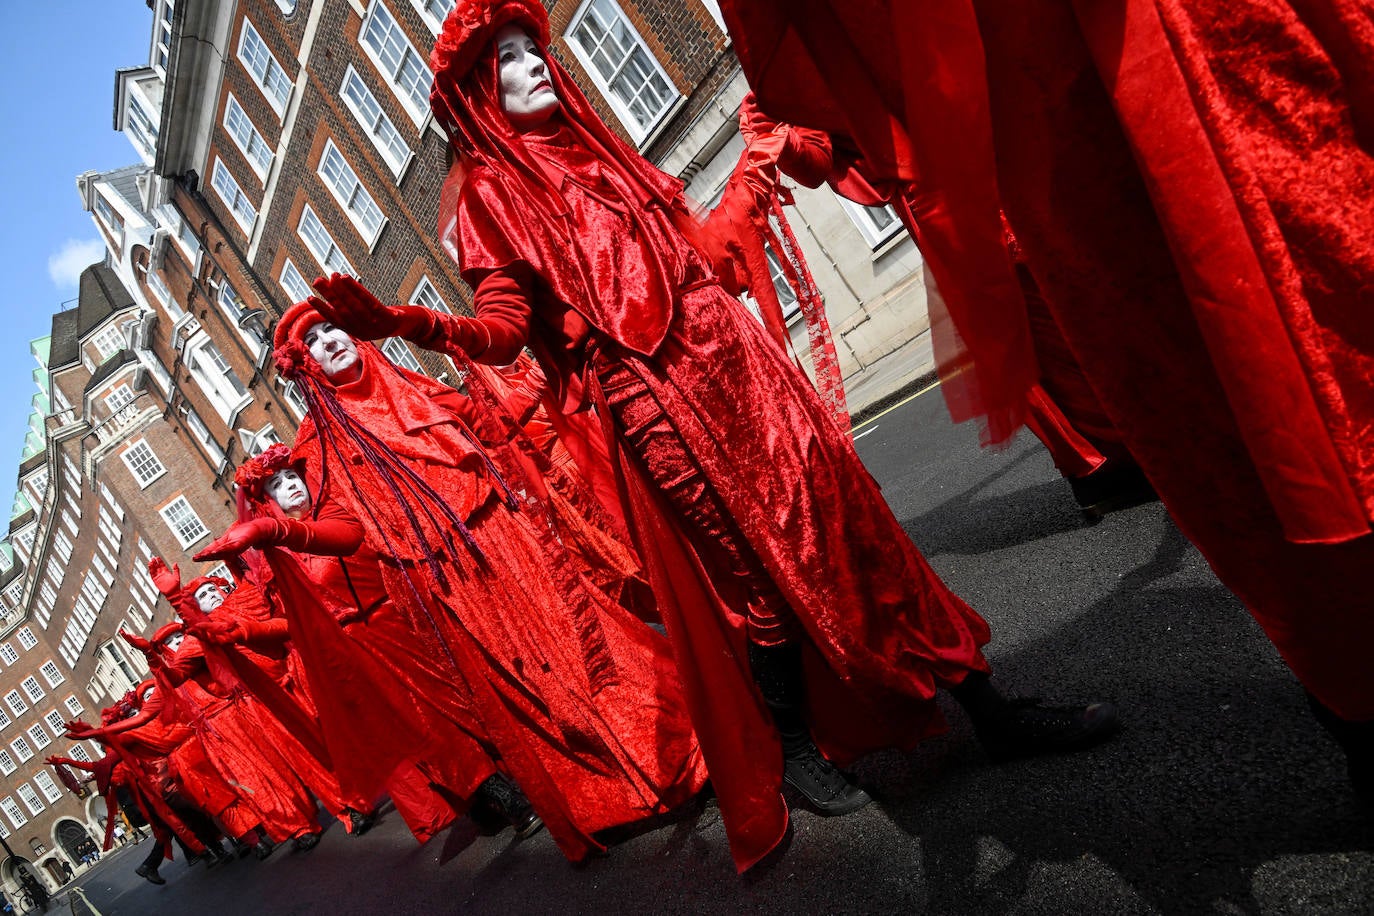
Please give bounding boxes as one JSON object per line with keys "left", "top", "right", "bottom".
{"left": 0, "top": 258, "right": 274, "bottom": 898}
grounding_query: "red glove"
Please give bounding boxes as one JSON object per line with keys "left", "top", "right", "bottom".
{"left": 148, "top": 557, "right": 182, "bottom": 599}
{"left": 64, "top": 720, "right": 94, "bottom": 736}
{"left": 310, "top": 275, "right": 431, "bottom": 342}
{"left": 194, "top": 518, "right": 282, "bottom": 561}
{"left": 187, "top": 618, "right": 245, "bottom": 647}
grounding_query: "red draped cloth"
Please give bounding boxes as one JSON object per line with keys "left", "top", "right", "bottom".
{"left": 722, "top": 0, "right": 1374, "bottom": 718}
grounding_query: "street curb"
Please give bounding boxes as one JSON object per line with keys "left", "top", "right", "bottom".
{"left": 849, "top": 370, "right": 941, "bottom": 427}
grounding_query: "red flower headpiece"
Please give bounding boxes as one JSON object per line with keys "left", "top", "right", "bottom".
{"left": 234, "top": 443, "right": 296, "bottom": 500}
{"left": 430, "top": 0, "right": 549, "bottom": 86}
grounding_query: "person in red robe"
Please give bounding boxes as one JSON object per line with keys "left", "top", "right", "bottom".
{"left": 717, "top": 0, "right": 1374, "bottom": 812}
{"left": 207, "top": 442, "right": 543, "bottom": 844}
{"left": 129, "top": 565, "right": 327, "bottom": 852}
{"left": 54, "top": 691, "right": 214, "bottom": 885}
{"left": 307, "top": 0, "right": 1120, "bottom": 873}
{"left": 64, "top": 679, "right": 235, "bottom": 871}
{"left": 199, "top": 304, "right": 707, "bottom": 864}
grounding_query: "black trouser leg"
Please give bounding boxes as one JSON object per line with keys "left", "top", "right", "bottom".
{"left": 747, "top": 641, "right": 811, "bottom": 756}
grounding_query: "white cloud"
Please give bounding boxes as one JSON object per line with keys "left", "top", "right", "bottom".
{"left": 47, "top": 238, "right": 107, "bottom": 290}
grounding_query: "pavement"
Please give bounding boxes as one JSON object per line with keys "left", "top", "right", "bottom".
{"left": 58, "top": 386, "right": 1373, "bottom": 915}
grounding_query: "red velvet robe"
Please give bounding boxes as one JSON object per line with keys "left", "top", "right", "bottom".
{"left": 433, "top": 124, "right": 992, "bottom": 869}
{"left": 721, "top": 0, "right": 1374, "bottom": 719}
{"left": 165, "top": 620, "right": 322, "bottom": 842}
{"left": 280, "top": 335, "right": 707, "bottom": 862}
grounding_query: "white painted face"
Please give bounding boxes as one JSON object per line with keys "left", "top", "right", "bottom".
{"left": 164, "top": 632, "right": 184, "bottom": 652}
{"left": 302, "top": 321, "right": 361, "bottom": 382}
{"left": 496, "top": 23, "right": 559, "bottom": 129}
{"left": 194, "top": 582, "right": 226, "bottom": 613}
{"left": 266, "top": 468, "right": 311, "bottom": 516}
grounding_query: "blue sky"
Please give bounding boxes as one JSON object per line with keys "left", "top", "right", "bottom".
{"left": 0, "top": 4, "right": 153, "bottom": 522}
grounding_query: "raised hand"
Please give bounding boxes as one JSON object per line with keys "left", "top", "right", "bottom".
{"left": 120, "top": 630, "right": 154, "bottom": 654}
{"left": 309, "top": 274, "right": 402, "bottom": 341}
{"left": 148, "top": 557, "right": 182, "bottom": 598}
{"left": 194, "top": 519, "right": 279, "bottom": 561}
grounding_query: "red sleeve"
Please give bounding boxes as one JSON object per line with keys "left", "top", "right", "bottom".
{"left": 274, "top": 501, "right": 365, "bottom": 557}
{"left": 405, "top": 265, "right": 534, "bottom": 367}
{"left": 777, "top": 126, "right": 836, "bottom": 188}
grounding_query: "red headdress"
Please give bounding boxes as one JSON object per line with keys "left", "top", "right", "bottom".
{"left": 430, "top": 0, "right": 701, "bottom": 366}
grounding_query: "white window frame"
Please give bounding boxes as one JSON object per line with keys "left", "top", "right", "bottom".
{"left": 409, "top": 275, "right": 450, "bottom": 313}
{"left": 4, "top": 692, "right": 26, "bottom": 718}
{"left": 64, "top": 695, "right": 84, "bottom": 717}
{"left": 212, "top": 158, "right": 258, "bottom": 232}
{"left": 410, "top": 0, "right": 454, "bottom": 34}
{"left": 0, "top": 644, "right": 15, "bottom": 665}
{"left": 90, "top": 323, "right": 127, "bottom": 362}
{"left": 16, "top": 783, "right": 44, "bottom": 816}
{"left": 835, "top": 194, "right": 904, "bottom": 250}
{"left": 279, "top": 258, "right": 312, "bottom": 303}
{"left": 223, "top": 93, "right": 274, "bottom": 180}
{"left": 1, "top": 796, "right": 26, "bottom": 827}
{"left": 121, "top": 438, "right": 167, "bottom": 488}
{"left": 318, "top": 139, "right": 386, "bottom": 244}
{"left": 159, "top": 496, "right": 210, "bottom": 549}
{"left": 20, "top": 677, "right": 44, "bottom": 704}
{"left": 340, "top": 65, "right": 412, "bottom": 178}
{"left": 381, "top": 338, "right": 422, "bottom": 372}
{"left": 0, "top": 753, "right": 13, "bottom": 777}
{"left": 185, "top": 334, "right": 252, "bottom": 422}
{"left": 104, "top": 383, "right": 138, "bottom": 427}
{"left": 238, "top": 19, "right": 292, "bottom": 116}
{"left": 69, "top": 745, "right": 92, "bottom": 764}
{"left": 34, "top": 771, "right": 62, "bottom": 804}
{"left": 0, "top": 708, "right": 10, "bottom": 729}
{"left": 40, "top": 661, "right": 64, "bottom": 689}
{"left": 43, "top": 710, "right": 65, "bottom": 735}
{"left": 16, "top": 628, "right": 37, "bottom": 652}
{"left": 564, "top": 0, "right": 681, "bottom": 143}
{"left": 25, "top": 724, "right": 50, "bottom": 752}
{"left": 298, "top": 205, "right": 356, "bottom": 276}
{"left": 359, "top": 1, "right": 433, "bottom": 125}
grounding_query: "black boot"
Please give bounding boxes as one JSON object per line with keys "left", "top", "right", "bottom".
{"left": 749, "top": 642, "right": 871, "bottom": 816}
{"left": 476, "top": 773, "right": 545, "bottom": 839}
{"left": 292, "top": 832, "right": 322, "bottom": 853}
{"left": 345, "top": 807, "right": 376, "bottom": 837}
{"left": 1307, "top": 692, "right": 1374, "bottom": 817}
{"left": 206, "top": 842, "right": 233, "bottom": 868}
{"left": 253, "top": 836, "right": 277, "bottom": 861}
{"left": 952, "top": 671, "right": 1120, "bottom": 763}
{"left": 1069, "top": 460, "right": 1158, "bottom": 521}
{"left": 134, "top": 862, "right": 166, "bottom": 885}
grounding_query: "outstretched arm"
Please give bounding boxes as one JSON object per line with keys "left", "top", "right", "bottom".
{"left": 46, "top": 755, "right": 95, "bottom": 773}
{"left": 194, "top": 502, "right": 365, "bottom": 561}
{"left": 309, "top": 270, "right": 533, "bottom": 366}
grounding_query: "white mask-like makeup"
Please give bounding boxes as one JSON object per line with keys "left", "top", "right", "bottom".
{"left": 194, "top": 582, "right": 226, "bottom": 613}
{"left": 303, "top": 321, "right": 362, "bottom": 383}
{"left": 267, "top": 468, "right": 312, "bottom": 517}
{"left": 496, "top": 23, "right": 560, "bottom": 130}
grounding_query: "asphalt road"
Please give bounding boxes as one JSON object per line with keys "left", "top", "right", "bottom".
{"left": 61, "top": 386, "right": 1373, "bottom": 915}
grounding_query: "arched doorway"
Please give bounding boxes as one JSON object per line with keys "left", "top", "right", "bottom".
{"left": 1, "top": 855, "right": 50, "bottom": 910}
{"left": 54, "top": 817, "right": 95, "bottom": 871}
